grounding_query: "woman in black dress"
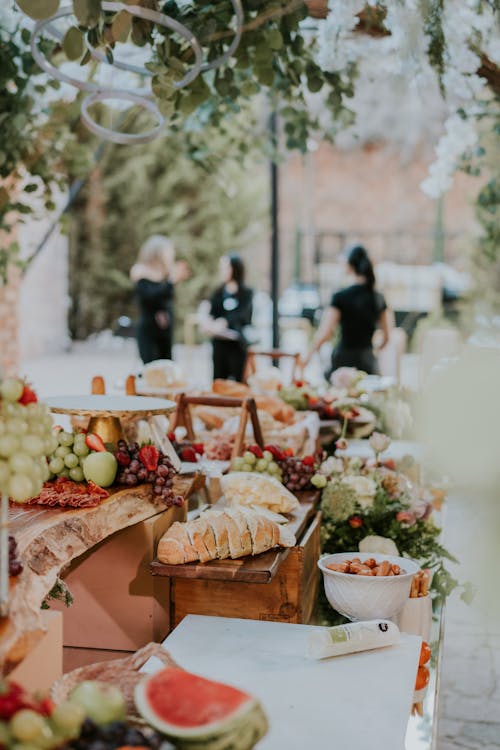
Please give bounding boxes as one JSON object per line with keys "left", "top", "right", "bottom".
{"left": 205, "top": 254, "right": 253, "bottom": 382}
{"left": 303, "top": 245, "right": 391, "bottom": 378}
{"left": 130, "top": 235, "right": 189, "bottom": 364}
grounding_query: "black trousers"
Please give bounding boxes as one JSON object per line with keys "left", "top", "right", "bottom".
{"left": 137, "top": 318, "right": 173, "bottom": 364}
{"left": 212, "top": 339, "right": 246, "bottom": 382}
{"left": 326, "top": 346, "right": 379, "bottom": 380}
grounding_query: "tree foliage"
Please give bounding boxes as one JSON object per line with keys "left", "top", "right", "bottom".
{"left": 67, "top": 108, "right": 267, "bottom": 339}
{"left": 0, "top": 21, "right": 90, "bottom": 279}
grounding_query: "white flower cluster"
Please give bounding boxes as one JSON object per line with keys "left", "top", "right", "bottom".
{"left": 315, "top": 0, "right": 499, "bottom": 198}
{"left": 420, "top": 115, "right": 478, "bottom": 198}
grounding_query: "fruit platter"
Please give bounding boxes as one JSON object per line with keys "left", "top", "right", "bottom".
{"left": 0, "top": 377, "right": 202, "bottom": 676}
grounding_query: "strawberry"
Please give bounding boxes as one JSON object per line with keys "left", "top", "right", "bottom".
{"left": 193, "top": 443, "right": 204, "bottom": 455}
{"left": 284, "top": 447, "right": 294, "bottom": 457}
{"left": 167, "top": 431, "right": 176, "bottom": 442}
{"left": 348, "top": 515, "right": 363, "bottom": 529}
{"left": 180, "top": 447, "right": 197, "bottom": 463}
{"left": 247, "top": 445, "right": 264, "bottom": 459}
{"left": 302, "top": 455, "right": 315, "bottom": 467}
{"left": 85, "top": 433, "right": 107, "bottom": 452}
{"left": 139, "top": 444, "right": 160, "bottom": 471}
{"left": 264, "top": 444, "right": 285, "bottom": 460}
{"left": 18, "top": 385, "right": 38, "bottom": 405}
{"left": 0, "top": 682, "right": 27, "bottom": 719}
{"left": 294, "top": 380, "right": 304, "bottom": 388}
{"left": 36, "top": 697, "right": 55, "bottom": 717}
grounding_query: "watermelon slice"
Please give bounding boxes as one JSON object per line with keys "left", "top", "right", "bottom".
{"left": 135, "top": 666, "right": 268, "bottom": 750}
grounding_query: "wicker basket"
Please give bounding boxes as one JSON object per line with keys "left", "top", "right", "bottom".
{"left": 50, "top": 643, "right": 176, "bottom": 715}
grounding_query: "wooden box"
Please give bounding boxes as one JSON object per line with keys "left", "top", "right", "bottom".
{"left": 161, "top": 510, "right": 322, "bottom": 629}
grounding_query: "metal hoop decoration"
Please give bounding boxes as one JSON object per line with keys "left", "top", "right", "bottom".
{"left": 30, "top": 3, "right": 203, "bottom": 92}
{"left": 200, "top": 0, "right": 244, "bottom": 72}
{"left": 80, "top": 89, "right": 165, "bottom": 144}
{"left": 85, "top": 2, "right": 203, "bottom": 89}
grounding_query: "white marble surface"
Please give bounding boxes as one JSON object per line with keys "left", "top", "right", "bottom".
{"left": 152, "top": 615, "right": 421, "bottom": 750}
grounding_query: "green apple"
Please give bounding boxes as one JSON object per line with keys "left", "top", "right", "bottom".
{"left": 82, "top": 452, "right": 117, "bottom": 487}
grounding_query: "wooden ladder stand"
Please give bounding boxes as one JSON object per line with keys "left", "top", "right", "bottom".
{"left": 170, "top": 394, "right": 264, "bottom": 460}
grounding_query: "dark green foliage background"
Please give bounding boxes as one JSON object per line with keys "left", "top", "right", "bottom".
{"left": 67, "top": 110, "right": 267, "bottom": 339}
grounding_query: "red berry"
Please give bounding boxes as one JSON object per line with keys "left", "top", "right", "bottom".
{"left": 18, "top": 385, "right": 38, "bottom": 405}
{"left": 180, "top": 447, "right": 197, "bottom": 462}
{"left": 193, "top": 443, "right": 204, "bottom": 455}
{"left": 302, "top": 455, "right": 315, "bottom": 467}
{"left": 348, "top": 515, "right": 363, "bottom": 529}
{"left": 247, "top": 445, "right": 264, "bottom": 459}
{"left": 139, "top": 444, "right": 160, "bottom": 471}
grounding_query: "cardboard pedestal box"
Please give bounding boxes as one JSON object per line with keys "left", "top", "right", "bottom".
{"left": 52, "top": 505, "right": 186, "bottom": 653}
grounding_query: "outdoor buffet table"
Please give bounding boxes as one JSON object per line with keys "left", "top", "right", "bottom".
{"left": 148, "top": 615, "right": 422, "bottom": 750}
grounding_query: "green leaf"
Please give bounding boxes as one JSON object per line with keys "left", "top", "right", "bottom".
{"left": 63, "top": 26, "right": 84, "bottom": 61}
{"left": 16, "top": 0, "right": 60, "bottom": 20}
{"left": 268, "top": 29, "right": 283, "bottom": 50}
{"left": 24, "top": 184, "right": 39, "bottom": 193}
{"left": 73, "top": 0, "right": 102, "bottom": 28}
{"left": 111, "top": 9, "right": 132, "bottom": 43}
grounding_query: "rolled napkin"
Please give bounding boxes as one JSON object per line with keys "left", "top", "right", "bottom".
{"left": 308, "top": 620, "right": 401, "bottom": 660}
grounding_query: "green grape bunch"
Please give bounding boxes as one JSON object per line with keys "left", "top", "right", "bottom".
{"left": 0, "top": 378, "right": 55, "bottom": 503}
{"left": 47, "top": 430, "right": 90, "bottom": 483}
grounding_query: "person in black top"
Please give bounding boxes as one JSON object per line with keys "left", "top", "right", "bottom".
{"left": 203, "top": 254, "right": 253, "bottom": 382}
{"left": 302, "top": 245, "right": 391, "bottom": 378}
{"left": 130, "top": 235, "right": 189, "bottom": 364}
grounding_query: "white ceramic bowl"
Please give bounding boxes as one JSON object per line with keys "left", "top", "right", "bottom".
{"left": 318, "top": 552, "right": 420, "bottom": 621}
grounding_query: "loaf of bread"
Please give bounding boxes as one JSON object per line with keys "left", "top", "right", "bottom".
{"left": 157, "top": 507, "right": 296, "bottom": 565}
{"left": 212, "top": 379, "right": 250, "bottom": 398}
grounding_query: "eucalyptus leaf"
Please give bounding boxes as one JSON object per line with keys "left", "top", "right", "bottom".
{"left": 111, "top": 10, "right": 132, "bottom": 43}
{"left": 73, "top": 0, "right": 102, "bottom": 28}
{"left": 16, "top": 0, "right": 60, "bottom": 20}
{"left": 63, "top": 26, "right": 84, "bottom": 60}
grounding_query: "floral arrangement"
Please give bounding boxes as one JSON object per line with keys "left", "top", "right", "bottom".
{"left": 316, "top": 0, "right": 499, "bottom": 199}
{"left": 315, "top": 433, "right": 473, "bottom": 610}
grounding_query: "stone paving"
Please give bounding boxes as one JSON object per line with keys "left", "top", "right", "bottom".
{"left": 21, "top": 340, "right": 500, "bottom": 750}
{"left": 437, "top": 490, "right": 500, "bottom": 749}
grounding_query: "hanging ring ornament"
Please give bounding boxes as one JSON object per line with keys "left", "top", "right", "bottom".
{"left": 85, "top": 2, "right": 203, "bottom": 88}
{"left": 200, "top": 0, "right": 244, "bottom": 72}
{"left": 81, "top": 89, "right": 165, "bottom": 145}
{"left": 30, "top": 3, "right": 203, "bottom": 92}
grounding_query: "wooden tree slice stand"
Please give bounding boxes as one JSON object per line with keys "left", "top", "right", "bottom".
{"left": 0, "top": 473, "right": 202, "bottom": 675}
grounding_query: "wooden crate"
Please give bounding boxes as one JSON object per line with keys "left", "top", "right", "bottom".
{"left": 167, "top": 511, "right": 322, "bottom": 628}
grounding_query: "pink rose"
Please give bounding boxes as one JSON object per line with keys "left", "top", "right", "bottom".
{"left": 396, "top": 510, "right": 417, "bottom": 526}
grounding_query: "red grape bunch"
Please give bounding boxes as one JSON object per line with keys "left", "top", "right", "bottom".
{"left": 8, "top": 535, "right": 23, "bottom": 577}
{"left": 115, "top": 442, "right": 183, "bottom": 508}
{"left": 280, "top": 456, "right": 316, "bottom": 493}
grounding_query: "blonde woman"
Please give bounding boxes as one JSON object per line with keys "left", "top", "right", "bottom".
{"left": 130, "top": 235, "right": 189, "bottom": 364}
